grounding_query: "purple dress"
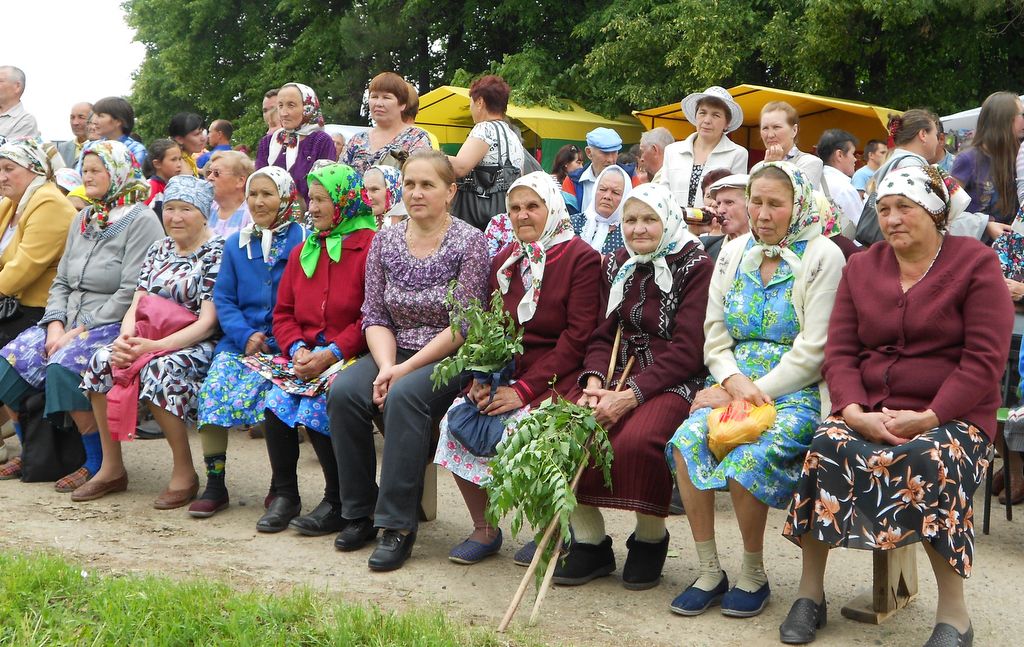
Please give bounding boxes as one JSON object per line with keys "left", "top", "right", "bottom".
{"left": 361, "top": 217, "right": 490, "bottom": 351}
{"left": 256, "top": 129, "right": 336, "bottom": 202}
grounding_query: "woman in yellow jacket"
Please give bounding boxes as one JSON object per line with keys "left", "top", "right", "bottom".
{"left": 0, "top": 138, "right": 76, "bottom": 345}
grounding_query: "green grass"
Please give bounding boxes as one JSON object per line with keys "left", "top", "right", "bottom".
{"left": 0, "top": 552, "right": 539, "bottom": 646}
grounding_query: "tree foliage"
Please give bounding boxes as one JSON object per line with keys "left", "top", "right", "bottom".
{"left": 124, "top": 0, "right": 1024, "bottom": 149}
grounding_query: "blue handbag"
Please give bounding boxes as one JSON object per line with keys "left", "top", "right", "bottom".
{"left": 447, "top": 361, "right": 516, "bottom": 457}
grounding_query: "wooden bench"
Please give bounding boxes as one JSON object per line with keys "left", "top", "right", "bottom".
{"left": 841, "top": 545, "right": 918, "bottom": 624}
{"left": 373, "top": 415, "right": 441, "bottom": 522}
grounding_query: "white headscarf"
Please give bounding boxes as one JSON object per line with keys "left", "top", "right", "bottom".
{"left": 606, "top": 183, "right": 702, "bottom": 316}
{"left": 495, "top": 172, "right": 576, "bottom": 323}
{"left": 579, "top": 164, "right": 632, "bottom": 252}
{"left": 238, "top": 166, "right": 301, "bottom": 260}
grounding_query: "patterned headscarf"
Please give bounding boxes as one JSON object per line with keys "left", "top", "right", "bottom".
{"left": 274, "top": 83, "right": 324, "bottom": 148}
{"left": 740, "top": 161, "right": 821, "bottom": 277}
{"left": 79, "top": 140, "right": 150, "bottom": 230}
{"left": 606, "top": 183, "right": 702, "bottom": 316}
{"left": 299, "top": 163, "right": 376, "bottom": 278}
{"left": 364, "top": 164, "right": 406, "bottom": 227}
{"left": 579, "top": 164, "right": 633, "bottom": 252}
{"left": 238, "top": 166, "right": 303, "bottom": 260}
{"left": 0, "top": 138, "right": 54, "bottom": 219}
{"left": 813, "top": 192, "right": 843, "bottom": 238}
{"left": 876, "top": 165, "right": 952, "bottom": 231}
{"left": 164, "top": 175, "right": 215, "bottom": 219}
{"left": 496, "top": 172, "right": 575, "bottom": 323}
{"left": 54, "top": 167, "right": 83, "bottom": 193}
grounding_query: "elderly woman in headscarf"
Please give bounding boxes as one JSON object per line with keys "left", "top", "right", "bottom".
{"left": 780, "top": 166, "right": 1011, "bottom": 647}
{"left": 665, "top": 162, "right": 845, "bottom": 619}
{"left": 254, "top": 163, "right": 376, "bottom": 536}
{"left": 543, "top": 184, "right": 713, "bottom": 590}
{"left": 0, "top": 140, "right": 164, "bottom": 485}
{"left": 189, "top": 166, "right": 307, "bottom": 518}
{"left": 256, "top": 83, "right": 337, "bottom": 204}
{"left": 362, "top": 164, "right": 406, "bottom": 229}
{"left": 570, "top": 164, "right": 633, "bottom": 255}
{"left": 0, "top": 138, "right": 77, "bottom": 345}
{"left": 433, "top": 171, "right": 601, "bottom": 564}
{"left": 72, "top": 176, "right": 223, "bottom": 508}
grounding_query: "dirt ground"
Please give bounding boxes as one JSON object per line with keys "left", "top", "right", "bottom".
{"left": 2, "top": 430, "right": 1021, "bottom": 647}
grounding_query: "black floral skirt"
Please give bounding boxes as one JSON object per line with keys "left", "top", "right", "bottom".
{"left": 783, "top": 417, "right": 989, "bottom": 578}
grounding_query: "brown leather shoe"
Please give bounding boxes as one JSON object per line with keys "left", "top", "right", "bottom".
{"left": 71, "top": 471, "right": 128, "bottom": 502}
{"left": 154, "top": 472, "right": 200, "bottom": 510}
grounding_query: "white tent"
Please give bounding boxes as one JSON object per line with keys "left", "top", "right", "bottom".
{"left": 941, "top": 95, "right": 1024, "bottom": 132}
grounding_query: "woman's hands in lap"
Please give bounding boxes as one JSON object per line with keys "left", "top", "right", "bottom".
{"left": 722, "top": 374, "right": 772, "bottom": 406}
{"left": 691, "top": 386, "right": 733, "bottom": 411}
{"left": 109, "top": 334, "right": 163, "bottom": 368}
{"left": 881, "top": 407, "right": 939, "bottom": 440}
{"left": 470, "top": 383, "right": 523, "bottom": 416}
{"left": 372, "top": 362, "right": 412, "bottom": 406}
{"left": 293, "top": 349, "right": 335, "bottom": 381}
{"left": 840, "top": 404, "right": 937, "bottom": 445}
{"left": 44, "top": 322, "right": 84, "bottom": 358}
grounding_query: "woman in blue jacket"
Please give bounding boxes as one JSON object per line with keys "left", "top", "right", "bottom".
{"left": 190, "top": 166, "right": 305, "bottom": 518}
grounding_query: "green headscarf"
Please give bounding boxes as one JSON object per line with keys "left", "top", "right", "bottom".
{"left": 300, "top": 163, "right": 377, "bottom": 278}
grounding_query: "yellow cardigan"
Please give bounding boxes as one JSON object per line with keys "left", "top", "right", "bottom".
{"left": 0, "top": 183, "right": 76, "bottom": 307}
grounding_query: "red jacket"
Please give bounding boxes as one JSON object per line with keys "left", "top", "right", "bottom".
{"left": 273, "top": 229, "right": 374, "bottom": 360}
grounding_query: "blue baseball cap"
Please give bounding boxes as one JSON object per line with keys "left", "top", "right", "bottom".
{"left": 586, "top": 127, "right": 622, "bottom": 152}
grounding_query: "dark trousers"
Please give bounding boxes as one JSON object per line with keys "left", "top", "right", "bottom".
{"left": 328, "top": 349, "right": 460, "bottom": 531}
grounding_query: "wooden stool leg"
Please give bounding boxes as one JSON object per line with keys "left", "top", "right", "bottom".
{"left": 841, "top": 545, "right": 919, "bottom": 624}
{"left": 419, "top": 463, "right": 437, "bottom": 522}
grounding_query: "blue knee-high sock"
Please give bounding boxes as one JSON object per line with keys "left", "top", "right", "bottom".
{"left": 81, "top": 431, "right": 102, "bottom": 475}
{"left": 13, "top": 422, "right": 22, "bottom": 444}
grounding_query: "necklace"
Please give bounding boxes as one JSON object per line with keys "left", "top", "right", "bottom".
{"left": 406, "top": 216, "right": 450, "bottom": 259}
{"left": 899, "top": 243, "right": 942, "bottom": 292}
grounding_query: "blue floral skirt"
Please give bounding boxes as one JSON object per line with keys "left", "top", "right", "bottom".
{"left": 2, "top": 323, "right": 121, "bottom": 389}
{"left": 197, "top": 352, "right": 273, "bottom": 428}
{"left": 265, "top": 387, "right": 329, "bottom": 435}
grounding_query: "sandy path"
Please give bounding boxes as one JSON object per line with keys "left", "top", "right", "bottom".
{"left": 2, "top": 431, "right": 1020, "bottom": 646}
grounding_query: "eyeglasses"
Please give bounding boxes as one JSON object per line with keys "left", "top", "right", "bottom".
{"left": 207, "top": 169, "right": 231, "bottom": 178}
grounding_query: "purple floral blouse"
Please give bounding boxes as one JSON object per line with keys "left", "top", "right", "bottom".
{"left": 361, "top": 217, "right": 489, "bottom": 350}
{"left": 341, "top": 126, "right": 432, "bottom": 174}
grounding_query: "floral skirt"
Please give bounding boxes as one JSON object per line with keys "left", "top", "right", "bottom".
{"left": 2, "top": 323, "right": 120, "bottom": 389}
{"left": 667, "top": 386, "right": 821, "bottom": 509}
{"left": 433, "top": 395, "right": 531, "bottom": 485}
{"left": 265, "top": 387, "right": 329, "bottom": 435}
{"left": 197, "top": 352, "right": 273, "bottom": 428}
{"left": 82, "top": 339, "right": 216, "bottom": 423}
{"left": 782, "top": 418, "right": 989, "bottom": 578}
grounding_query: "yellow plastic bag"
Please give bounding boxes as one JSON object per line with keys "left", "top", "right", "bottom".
{"left": 707, "top": 400, "right": 777, "bottom": 461}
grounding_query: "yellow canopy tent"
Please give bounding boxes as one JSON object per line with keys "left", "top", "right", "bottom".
{"left": 633, "top": 84, "right": 900, "bottom": 154}
{"left": 416, "top": 86, "right": 645, "bottom": 169}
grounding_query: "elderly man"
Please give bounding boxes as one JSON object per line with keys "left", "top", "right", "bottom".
{"left": 562, "top": 127, "right": 625, "bottom": 211}
{"left": 703, "top": 173, "right": 750, "bottom": 261}
{"left": 197, "top": 119, "right": 233, "bottom": 169}
{"left": 638, "top": 127, "right": 674, "bottom": 184}
{"left": 262, "top": 89, "right": 279, "bottom": 134}
{"left": 57, "top": 102, "right": 93, "bottom": 167}
{"left": 0, "top": 66, "right": 40, "bottom": 139}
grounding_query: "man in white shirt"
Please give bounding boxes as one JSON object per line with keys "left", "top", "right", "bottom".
{"left": 851, "top": 139, "right": 887, "bottom": 198}
{"left": 0, "top": 66, "right": 40, "bottom": 140}
{"left": 816, "top": 129, "right": 864, "bottom": 233}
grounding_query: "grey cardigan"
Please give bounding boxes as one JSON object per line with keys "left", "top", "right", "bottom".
{"left": 41, "top": 204, "right": 165, "bottom": 330}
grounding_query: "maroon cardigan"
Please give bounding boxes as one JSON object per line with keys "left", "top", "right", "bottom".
{"left": 490, "top": 237, "right": 601, "bottom": 405}
{"left": 580, "top": 242, "right": 712, "bottom": 404}
{"left": 824, "top": 235, "right": 1013, "bottom": 440}
{"left": 272, "top": 229, "right": 374, "bottom": 360}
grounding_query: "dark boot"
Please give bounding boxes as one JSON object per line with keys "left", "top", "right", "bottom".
{"left": 552, "top": 536, "right": 615, "bottom": 585}
{"left": 622, "top": 531, "right": 670, "bottom": 590}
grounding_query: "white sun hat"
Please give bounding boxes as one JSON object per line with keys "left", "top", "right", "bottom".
{"left": 680, "top": 86, "right": 744, "bottom": 134}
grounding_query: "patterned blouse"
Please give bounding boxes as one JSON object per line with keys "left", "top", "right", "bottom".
{"left": 361, "top": 217, "right": 489, "bottom": 350}
{"left": 341, "top": 126, "right": 432, "bottom": 174}
{"left": 138, "top": 236, "right": 224, "bottom": 315}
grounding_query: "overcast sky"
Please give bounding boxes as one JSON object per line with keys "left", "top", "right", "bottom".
{"left": 7, "top": 0, "right": 144, "bottom": 141}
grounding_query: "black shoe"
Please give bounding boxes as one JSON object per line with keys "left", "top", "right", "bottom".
{"left": 368, "top": 529, "right": 416, "bottom": 572}
{"left": 922, "top": 623, "right": 973, "bottom": 647}
{"left": 334, "top": 517, "right": 378, "bottom": 551}
{"left": 289, "top": 499, "right": 346, "bottom": 537}
{"left": 669, "top": 485, "right": 685, "bottom": 515}
{"left": 552, "top": 536, "right": 616, "bottom": 585}
{"left": 622, "top": 531, "right": 670, "bottom": 590}
{"left": 255, "top": 497, "right": 301, "bottom": 533}
{"left": 779, "top": 598, "right": 827, "bottom": 644}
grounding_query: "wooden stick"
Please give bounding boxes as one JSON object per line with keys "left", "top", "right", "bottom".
{"left": 498, "top": 511, "right": 562, "bottom": 632}
{"left": 522, "top": 355, "right": 637, "bottom": 627}
{"left": 605, "top": 327, "right": 622, "bottom": 389}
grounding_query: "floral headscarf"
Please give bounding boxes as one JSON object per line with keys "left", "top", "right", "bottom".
{"left": 740, "top": 161, "right": 821, "bottom": 277}
{"left": 54, "top": 167, "right": 83, "bottom": 193}
{"left": 238, "top": 166, "right": 302, "bottom": 260}
{"left": 78, "top": 140, "right": 150, "bottom": 231}
{"left": 876, "top": 165, "right": 952, "bottom": 231}
{"left": 299, "top": 163, "right": 376, "bottom": 278}
{"left": 579, "top": 164, "right": 633, "bottom": 252}
{"left": 813, "top": 192, "right": 843, "bottom": 238}
{"left": 495, "top": 172, "right": 575, "bottom": 323}
{"left": 606, "top": 183, "right": 702, "bottom": 316}
{"left": 364, "top": 164, "right": 406, "bottom": 228}
{"left": 163, "top": 175, "right": 214, "bottom": 219}
{"left": 0, "top": 138, "right": 53, "bottom": 218}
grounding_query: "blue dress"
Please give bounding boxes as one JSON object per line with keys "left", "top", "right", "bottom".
{"left": 667, "top": 239, "right": 821, "bottom": 509}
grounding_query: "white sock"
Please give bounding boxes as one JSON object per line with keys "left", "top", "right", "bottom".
{"left": 634, "top": 513, "right": 666, "bottom": 543}
{"left": 570, "top": 504, "right": 606, "bottom": 545}
{"left": 694, "top": 538, "right": 724, "bottom": 591}
{"left": 736, "top": 550, "right": 768, "bottom": 592}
